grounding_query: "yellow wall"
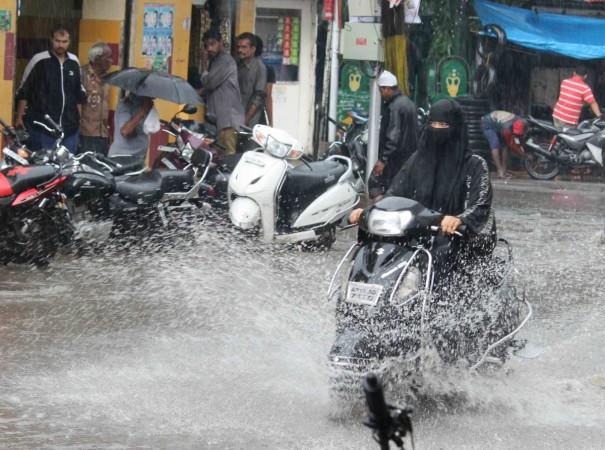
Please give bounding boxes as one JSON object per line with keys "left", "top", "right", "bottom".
{"left": 0, "top": 0, "right": 17, "bottom": 123}
{"left": 131, "top": 0, "right": 193, "bottom": 120}
{"left": 235, "top": 0, "right": 255, "bottom": 36}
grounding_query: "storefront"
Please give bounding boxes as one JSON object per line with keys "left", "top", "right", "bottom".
{"left": 232, "top": 0, "right": 317, "bottom": 151}
{"left": 0, "top": 0, "right": 194, "bottom": 129}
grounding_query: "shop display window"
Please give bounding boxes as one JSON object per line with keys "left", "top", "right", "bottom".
{"left": 255, "top": 8, "right": 301, "bottom": 82}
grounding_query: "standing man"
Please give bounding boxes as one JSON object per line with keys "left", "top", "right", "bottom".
{"left": 552, "top": 66, "right": 602, "bottom": 129}
{"left": 200, "top": 30, "right": 245, "bottom": 154}
{"left": 79, "top": 42, "right": 113, "bottom": 156}
{"left": 236, "top": 32, "right": 267, "bottom": 127}
{"left": 108, "top": 94, "right": 155, "bottom": 165}
{"left": 15, "top": 25, "right": 87, "bottom": 153}
{"left": 371, "top": 70, "right": 418, "bottom": 199}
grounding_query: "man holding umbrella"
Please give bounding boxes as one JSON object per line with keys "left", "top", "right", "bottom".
{"left": 104, "top": 67, "right": 203, "bottom": 164}
{"left": 107, "top": 93, "right": 156, "bottom": 164}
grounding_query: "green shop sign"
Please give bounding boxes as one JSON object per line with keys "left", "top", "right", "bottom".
{"left": 437, "top": 56, "right": 469, "bottom": 98}
{"left": 336, "top": 61, "right": 371, "bottom": 123}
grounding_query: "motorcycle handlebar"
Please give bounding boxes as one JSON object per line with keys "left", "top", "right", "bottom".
{"left": 328, "top": 116, "right": 347, "bottom": 131}
{"left": 44, "top": 114, "right": 63, "bottom": 133}
{"left": 430, "top": 224, "right": 466, "bottom": 237}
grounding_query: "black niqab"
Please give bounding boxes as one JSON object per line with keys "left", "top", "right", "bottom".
{"left": 401, "top": 99, "right": 470, "bottom": 214}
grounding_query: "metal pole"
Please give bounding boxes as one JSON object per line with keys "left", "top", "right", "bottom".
{"left": 366, "top": 65, "right": 381, "bottom": 188}
{"left": 327, "top": 2, "right": 340, "bottom": 142}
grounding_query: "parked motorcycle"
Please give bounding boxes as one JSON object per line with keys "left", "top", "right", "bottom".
{"left": 228, "top": 124, "right": 363, "bottom": 248}
{"left": 0, "top": 162, "right": 73, "bottom": 266}
{"left": 327, "top": 112, "right": 368, "bottom": 183}
{"left": 326, "top": 196, "right": 532, "bottom": 389}
{"left": 522, "top": 115, "right": 605, "bottom": 180}
{"left": 31, "top": 115, "right": 213, "bottom": 240}
{"left": 155, "top": 110, "right": 245, "bottom": 208}
{"left": 0, "top": 118, "right": 31, "bottom": 168}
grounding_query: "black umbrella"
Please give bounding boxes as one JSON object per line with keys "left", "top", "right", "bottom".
{"left": 104, "top": 68, "right": 203, "bottom": 105}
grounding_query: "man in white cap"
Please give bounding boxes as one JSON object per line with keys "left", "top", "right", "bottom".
{"left": 371, "top": 70, "right": 417, "bottom": 199}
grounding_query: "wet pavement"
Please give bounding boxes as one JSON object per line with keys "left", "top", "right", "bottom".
{"left": 1, "top": 178, "right": 604, "bottom": 449}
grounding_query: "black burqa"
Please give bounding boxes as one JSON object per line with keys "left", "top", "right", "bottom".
{"left": 387, "top": 99, "right": 470, "bottom": 216}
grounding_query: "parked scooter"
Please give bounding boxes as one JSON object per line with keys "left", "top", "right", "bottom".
{"left": 522, "top": 114, "right": 605, "bottom": 179}
{"left": 228, "top": 124, "right": 363, "bottom": 248}
{"left": 327, "top": 197, "right": 532, "bottom": 389}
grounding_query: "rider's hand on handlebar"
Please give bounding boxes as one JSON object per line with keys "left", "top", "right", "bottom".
{"left": 349, "top": 208, "right": 364, "bottom": 225}
{"left": 441, "top": 215, "right": 462, "bottom": 235}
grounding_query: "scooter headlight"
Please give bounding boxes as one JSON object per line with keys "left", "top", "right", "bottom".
{"left": 367, "top": 210, "right": 413, "bottom": 236}
{"left": 392, "top": 266, "right": 422, "bottom": 305}
{"left": 253, "top": 125, "right": 304, "bottom": 159}
{"left": 265, "top": 134, "right": 292, "bottom": 159}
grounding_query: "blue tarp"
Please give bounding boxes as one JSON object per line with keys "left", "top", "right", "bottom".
{"left": 474, "top": 0, "right": 605, "bottom": 60}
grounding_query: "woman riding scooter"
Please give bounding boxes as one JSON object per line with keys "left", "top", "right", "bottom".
{"left": 350, "top": 99, "right": 496, "bottom": 285}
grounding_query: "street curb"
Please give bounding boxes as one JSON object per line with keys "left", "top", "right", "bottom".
{"left": 493, "top": 178, "right": 605, "bottom": 195}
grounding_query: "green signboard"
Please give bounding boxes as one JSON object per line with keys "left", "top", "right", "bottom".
{"left": 336, "top": 60, "right": 370, "bottom": 123}
{"left": 438, "top": 57, "right": 469, "bottom": 98}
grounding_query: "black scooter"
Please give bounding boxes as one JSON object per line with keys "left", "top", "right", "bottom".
{"left": 327, "top": 197, "right": 532, "bottom": 389}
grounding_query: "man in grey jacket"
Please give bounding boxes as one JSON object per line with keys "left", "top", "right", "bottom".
{"left": 236, "top": 32, "right": 267, "bottom": 127}
{"left": 201, "top": 30, "right": 245, "bottom": 154}
{"left": 371, "top": 70, "right": 418, "bottom": 199}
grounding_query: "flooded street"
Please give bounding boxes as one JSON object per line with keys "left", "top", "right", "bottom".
{"left": 1, "top": 179, "right": 605, "bottom": 449}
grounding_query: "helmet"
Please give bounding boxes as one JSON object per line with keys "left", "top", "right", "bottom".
{"left": 512, "top": 119, "right": 526, "bottom": 136}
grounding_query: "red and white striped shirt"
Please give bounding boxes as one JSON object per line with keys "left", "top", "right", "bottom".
{"left": 552, "top": 75, "right": 596, "bottom": 125}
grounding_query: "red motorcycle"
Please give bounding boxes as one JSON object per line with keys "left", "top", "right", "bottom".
{"left": 0, "top": 164, "right": 73, "bottom": 266}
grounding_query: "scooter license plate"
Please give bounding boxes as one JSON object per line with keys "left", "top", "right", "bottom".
{"left": 346, "top": 282, "right": 383, "bottom": 306}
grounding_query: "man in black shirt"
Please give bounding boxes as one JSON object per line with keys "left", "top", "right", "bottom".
{"left": 370, "top": 70, "right": 417, "bottom": 199}
{"left": 15, "top": 25, "right": 87, "bottom": 153}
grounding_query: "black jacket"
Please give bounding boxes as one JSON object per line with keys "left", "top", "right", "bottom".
{"left": 378, "top": 90, "right": 417, "bottom": 168}
{"left": 16, "top": 51, "right": 87, "bottom": 136}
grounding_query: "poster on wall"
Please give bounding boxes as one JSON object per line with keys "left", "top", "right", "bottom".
{"left": 336, "top": 61, "right": 371, "bottom": 122}
{"left": 0, "top": 10, "right": 11, "bottom": 31}
{"left": 142, "top": 3, "right": 174, "bottom": 72}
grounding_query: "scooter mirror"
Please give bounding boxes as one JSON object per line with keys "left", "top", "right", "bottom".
{"left": 181, "top": 104, "right": 197, "bottom": 115}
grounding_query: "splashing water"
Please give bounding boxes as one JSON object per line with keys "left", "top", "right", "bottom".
{"left": 0, "top": 196, "right": 604, "bottom": 448}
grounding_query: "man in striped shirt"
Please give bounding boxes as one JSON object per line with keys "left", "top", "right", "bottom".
{"left": 552, "top": 66, "right": 601, "bottom": 129}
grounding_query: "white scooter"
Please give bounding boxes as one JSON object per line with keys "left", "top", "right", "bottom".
{"left": 228, "top": 125, "right": 362, "bottom": 247}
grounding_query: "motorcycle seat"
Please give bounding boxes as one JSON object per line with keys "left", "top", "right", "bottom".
{"left": 0, "top": 165, "right": 57, "bottom": 197}
{"left": 279, "top": 160, "right": 347, "bottom": 223}
{"left": 527, "top": 116, "right": 559, "bottom": 134}
{"left": 115, "top": 171, "right": 164, "bottom": 203}
{"left": 156, "top": 169, "right": 194, "bottom": 192}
